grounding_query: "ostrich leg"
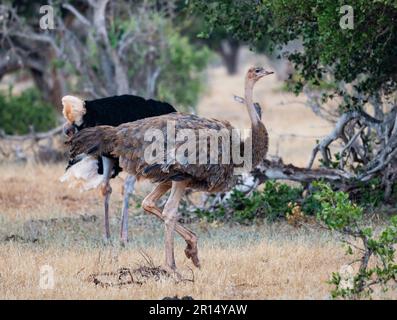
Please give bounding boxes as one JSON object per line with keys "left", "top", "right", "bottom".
{"left": 120, "top": 174, "right": 136, "bottom": 245}
{"left": 100, "top": 156, "right": 114, "bottom": 241}
{"left": 142, "top": 182, "right": 200, "bottom": 268}
{"left": 162, "top": 181, "right": 187, "bottom": 272}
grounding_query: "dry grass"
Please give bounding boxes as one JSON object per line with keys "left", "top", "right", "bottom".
{"left": 0, "top": 52, "right": 393, "bottom": 299}
{"left": 0, "top": 237, "right": 347, "bottom": 299}
{"left": 1, "top": 163, "right": 395, "bottom": 300}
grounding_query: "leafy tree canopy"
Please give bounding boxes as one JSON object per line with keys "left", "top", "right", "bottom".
{"left": 190, "top": 0, "right": 397, "bottom": 108}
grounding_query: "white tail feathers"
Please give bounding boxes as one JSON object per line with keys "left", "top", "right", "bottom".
{"left": 60, "top": 156, "right": 103, "bottom": 191}
{"left": 62, "top": 95, "right": 86, "bottom": 125}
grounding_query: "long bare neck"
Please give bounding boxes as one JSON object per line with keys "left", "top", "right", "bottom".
{"left": 244, "top": 76, "right": 268, "bottom": 167}
{"left": 244, "top": 79, "right": 260, "bottom": 127}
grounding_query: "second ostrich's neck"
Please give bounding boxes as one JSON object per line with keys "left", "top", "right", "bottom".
{"left": 244, "top": 79, "right": 268, "bottom": 167}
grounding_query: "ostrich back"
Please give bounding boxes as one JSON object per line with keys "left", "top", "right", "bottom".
{"left": 70, "top": 113, "right": 239, "bottom": 192}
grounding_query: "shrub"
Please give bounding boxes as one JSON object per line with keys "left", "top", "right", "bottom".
{"left": 0, "top": 88, "right": 57, "bottom": 135}
{"left": 313, "top": 182, "right": 397, "bottom": 299}
{"left": 197, "top": 181, "right": 306, "bottom": 223}
{"left": 351, "top": 178, "right": 386, "bottom": 210}
{"left": 196, "top": 177, "right": 391, "bottom": 226}
{"left": 197, "top": 179, "right": 397, "bottom": 298}
{"left": 313, "top": 182, "right": 363, "bottom": 230}
{"left": 156, "top": 32, "right": 212, "bottom": 110}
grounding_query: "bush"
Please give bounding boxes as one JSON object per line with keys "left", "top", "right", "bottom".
{"left": 197, "top": 179, "right": 397, "bottom": 298}
{"left": 196, "top": 176, "right": 393, "bottom": 226}
{"left": 156, "top": 32, "right": 212, "bottom": 110}
{"left": 0, "top": 88, "right": 57, "bottom": 135}
{"left": 313, "top": 182, "right": 397, "bottom": 299}
{"left": 197, "top": 181, "right": 310, "bottom": 223}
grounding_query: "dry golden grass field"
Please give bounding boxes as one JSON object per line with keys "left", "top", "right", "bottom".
{"left": 0, "top": 53, "right": 394, "bottom": 299}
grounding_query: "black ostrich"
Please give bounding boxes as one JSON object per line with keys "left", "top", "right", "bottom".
{"left": 61, "top": 94, "right": 176, "bottom": 244}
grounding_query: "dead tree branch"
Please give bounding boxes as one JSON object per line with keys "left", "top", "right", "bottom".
{"left": 253, "top": 159, "right": 353, "bottom": 184}
{"left": 307, "top": 110, "right": 383, "bottom": 169}
{"left": 0, "top": 1, "right": 179, "bottom": 106}
{"left": 217, "top": 96, "right": 397, "bottom": 206}
{"left": 0, "top": 125, "right": 63, "bottom": 141}
{"left": 0, "top": 125, "right": 64, "bottom": 163}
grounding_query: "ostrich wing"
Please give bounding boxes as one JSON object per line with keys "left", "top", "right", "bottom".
{"left": 67, "top": 125, "right": 118, "bottom": 158}
{"left": 68, "top": 113, "right": 238, "bottom": 192}
{"left": 113, "top": 113, "right": 237, "bottom": 192}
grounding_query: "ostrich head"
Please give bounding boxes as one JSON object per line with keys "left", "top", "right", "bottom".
{"left": 62, "top": 95, "right": 86, "bottom": 137}
{"left": 246, "top": 67, "right": 274, "bottom": 83}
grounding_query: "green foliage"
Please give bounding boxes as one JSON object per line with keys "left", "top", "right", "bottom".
{"left": 281, "top": 73, "right": 338, "bottom": 93}
{"left": 0, "top": 88, "right": 57, "bottom": 135}
{"left": 179, "top": 1, "right": 272, "bottom": 74}
{"left": 261, "top": 181, "right": 303, "bottom": 220}
{"left": 190, "top": 0, "right": 397, "bottom": 108}
{"left": 197, "top": 178, "right": 389, "bottom": 226}
{"left": 313, "top": 182, "right": 397, "bottom": 299}
{"left": 313, "top": 182, "right": 363, "bottom": 229}
{"left": 188, "top": 0, "right": 273, "bottom": 47}
{"left": 352, "top": 178, "right": 386, "bottom": 210}
{"left": 301, "top": 191, "right": 323, "bottom": 216}
{"left": 270, "top": 0, "right": 397, "bottom": 106}
{"left": 157, "top": 32, "right": 212, "bottom": 109}
{"left": 197, "top": 181, "right": 305, "bottom": 223}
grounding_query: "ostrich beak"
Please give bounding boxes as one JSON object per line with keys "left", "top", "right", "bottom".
{"left": 261, "top": 70, "right": 274, "bottom": 76}
{"left": 254, "top": 67, "right": 274, "bottom": 79}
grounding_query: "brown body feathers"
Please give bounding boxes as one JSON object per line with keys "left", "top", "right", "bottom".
{"left": 69, "top": 113, "right": 240, "bottom": 192}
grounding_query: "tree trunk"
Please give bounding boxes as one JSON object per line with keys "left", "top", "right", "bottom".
{"left": 30, "top": 66, "right": 66, "bottom": 113}
{"left": 218, "top": 39, "right": 240, "bottom": 75}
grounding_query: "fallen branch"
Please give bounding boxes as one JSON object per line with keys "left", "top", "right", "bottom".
{"left": 0, "top": 125, "right": 64, "bottom": 163}
{"left": 0, "top": 125, "right": 63, "bottom": 141}
{"left": 253, "top": 159, "right": 353, "bottom": 184}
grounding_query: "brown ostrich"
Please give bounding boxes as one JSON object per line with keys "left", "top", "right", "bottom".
{"left": 68, "top": 67, "right": 273, "bottom": 273}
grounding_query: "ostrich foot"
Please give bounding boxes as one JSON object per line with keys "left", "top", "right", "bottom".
{"left": 184, "top": 242, "right": 200, "bottom": 268}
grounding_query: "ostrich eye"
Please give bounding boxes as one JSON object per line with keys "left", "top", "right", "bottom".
{"left": 255, "top": 68, "right": 262, "bottom": 73}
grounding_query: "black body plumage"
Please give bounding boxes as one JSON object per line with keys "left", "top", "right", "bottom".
{"left": 67, "top": 94, "right": 176, "bottom": 176}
